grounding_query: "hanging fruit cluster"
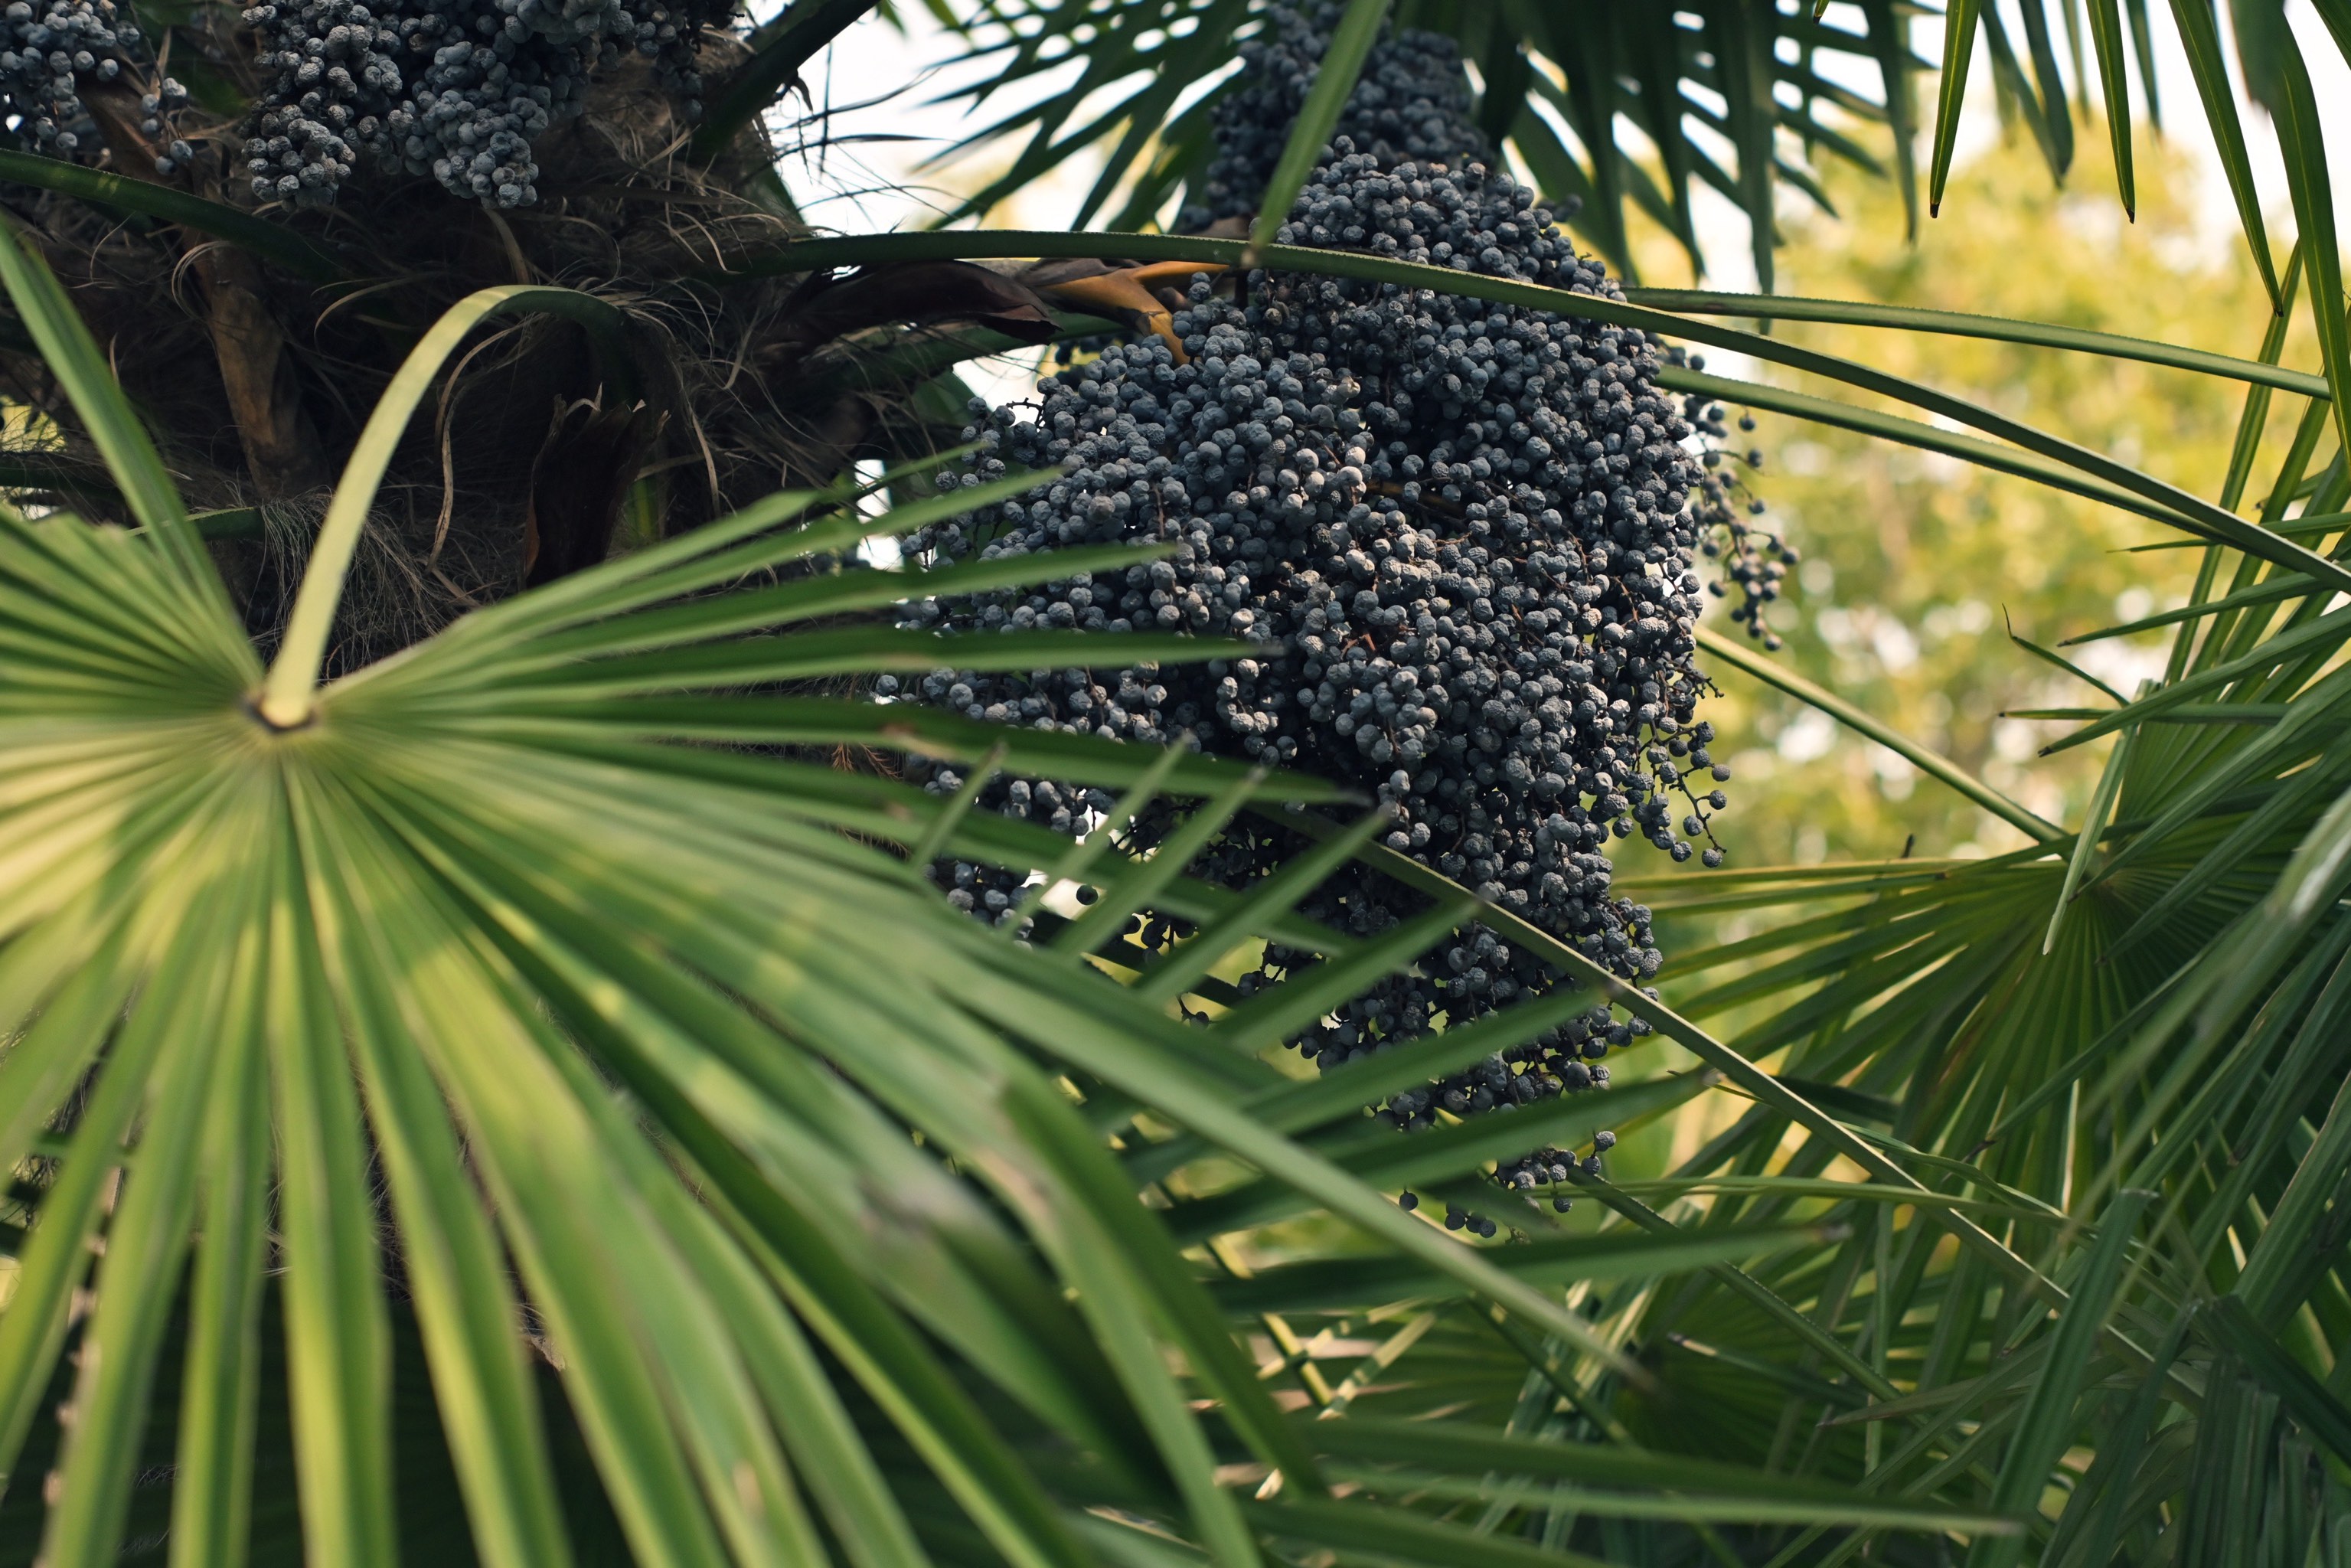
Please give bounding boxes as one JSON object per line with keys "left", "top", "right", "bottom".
{"left": 902, "top": 1, "right": 1783, "bottom": 1228}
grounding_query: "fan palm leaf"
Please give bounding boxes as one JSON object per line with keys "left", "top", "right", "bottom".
{"left": 0, "top": 201, "right": 2002, "bottom": 1563}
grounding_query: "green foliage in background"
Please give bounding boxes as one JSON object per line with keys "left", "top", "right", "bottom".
{"left": 1660, "top": 130, "right": 2313, "bottom": 869}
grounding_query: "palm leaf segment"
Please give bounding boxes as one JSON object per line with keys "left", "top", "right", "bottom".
{"left": 927, "top": 0, "right": 1915, "bottom": 289}
{"left": 1590, "top": 258, "right": 2351, "bottom": 1561}
{"left": 0, "top": 248, "right": 1320, "bottom": 1566}
{"left": 899, "top": 0, "right": 2351, "bottom": 1536}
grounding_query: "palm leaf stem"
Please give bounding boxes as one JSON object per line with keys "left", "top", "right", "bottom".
{"left": 0, "top": 149, "right": 345, "bottom": 282}
{"left": 256, "top": 286, "right": 632, "bottom": 727}
{"left": 727, "top": 233, "right": 2351, "bottom": 596}
{"left": 1661, "top": 368, "right": 2197, "bottom": 534}
{"left": 1695, "top": 627, "right": 2062, "bottom": 843}
{"left": 1627, "top": 289, "right": 2327, "bottom": 397}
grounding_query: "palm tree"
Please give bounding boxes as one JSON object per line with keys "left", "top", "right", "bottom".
{"left": 0, "top": 0, "right": 2345, "bottom": 1563}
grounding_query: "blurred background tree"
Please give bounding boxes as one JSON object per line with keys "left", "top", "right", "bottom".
{"left": 1575, "top": 126, "right": 2324, "bottom": 1186}
{"left": 1645, "top": 131, "right": 2313, "bottom": 873}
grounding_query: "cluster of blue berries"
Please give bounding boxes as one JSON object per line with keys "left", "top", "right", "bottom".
{"left": 903, "top": 151, "right": 1721, "bottom": 1207}
{"left": 1699, "top": 406, "right": 1792, "bottom": 647}
{"left": 0, "top": 0, "right": 189, "bottom": 172}
{"left": 1180, "top": 0, "right": 1487, "bottom": 230}
{"left": 900, "top": 8, "right": 1780, "bottom": 1230}
{"left": 240, "top": 0, "right": 730, "bottom": 207}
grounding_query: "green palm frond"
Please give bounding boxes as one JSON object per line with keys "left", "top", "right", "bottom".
{"left": 915, "top": 0, "right": 2345, "bottom": 315}
{"left": 8, "top": 211, "right": 2336, "bottom": 1566}
{"left": 0, "top": 201, "right": 2002, "bottom": 1566}
{"left": 9, "top": 0, "right": 2351, "bottom": 1556}
{"left": 1579, "top": 293, "right": 2351, "bottom": 1556}
{"left": 921, "top": 0, "right": 1919, "bottom": 286}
